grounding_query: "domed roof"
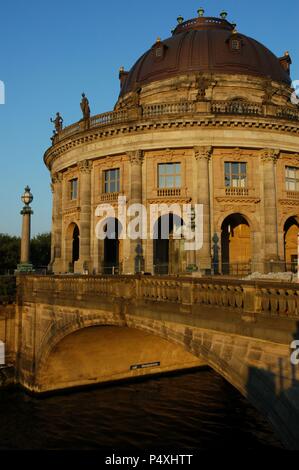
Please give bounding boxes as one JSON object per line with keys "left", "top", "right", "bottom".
{"left": 119, "top": 15, "right": 291, "bottom": 96}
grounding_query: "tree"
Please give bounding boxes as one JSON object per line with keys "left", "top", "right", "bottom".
{"left": 30, "top": 233, "right": 51, "bottom": 267}
{"left": 0, "top": 232, "right": 51, "bottom": 273}
{"left": 0, "top": 234, "right": 20, "bottom": 274}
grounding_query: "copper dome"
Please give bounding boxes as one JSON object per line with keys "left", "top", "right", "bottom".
{"left": 119, "top": 16, "right": 291, "bottom": 96}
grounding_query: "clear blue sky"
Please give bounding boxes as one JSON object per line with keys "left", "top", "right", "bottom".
{"left": 0, "top": 0, "right": 298, "bottom": 236}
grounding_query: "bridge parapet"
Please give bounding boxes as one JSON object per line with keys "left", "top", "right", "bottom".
{"left": 12, "top": 275, "right": 299, "bottom": 448}
{"left": 16, "top": 275, "right": 299, "bottom": 319}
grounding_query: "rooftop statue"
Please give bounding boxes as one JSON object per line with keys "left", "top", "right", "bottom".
{"left": 80, "top": 93, "right": 91, "bottom": 120}
{"left": 50, "top": 112, "right": 63, "bottom": 133}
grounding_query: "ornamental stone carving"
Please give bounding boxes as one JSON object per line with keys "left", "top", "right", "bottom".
{"left": 127, "top": 150, "right": 144, "bottom": 165}
{"left": 260, "top": 148, "right": 280, "bottom": 163}
{"left": 51, "top": 172, "right": 63, "bottom": 185}
{"left": 262, "top": 79, "right": 276, "bottom": 105}
{"left": 78, "top": 159, "right": 93, "bottom": 173}
{"left": 196, "top": 75, "right": 211, "bottom": 101}
{"left": 194, "top": 146, "right": 213, "bottom": 161}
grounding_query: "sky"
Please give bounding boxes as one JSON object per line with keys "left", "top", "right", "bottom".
{"left": 0, "top": 0, "right": 298, "bottom": 236}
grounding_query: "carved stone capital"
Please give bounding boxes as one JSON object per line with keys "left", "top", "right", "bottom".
{"left": 260, "top": 149, "right": 280, "bottom": 163}
{"left": 194, "top": 146, "right": 212, "bottom": 161}
{"left": 51, "top": 172, "right": 63, "bottom": 184}
{"left": 127, "top": 150, "right": 144, "bottom": 165}
{"left": 78, "top": 159, "right": 93, "bottom": 173}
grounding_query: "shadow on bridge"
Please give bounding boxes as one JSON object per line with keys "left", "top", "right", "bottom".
{"left": 246, "top": 322, "right": 299, "bottom": 450}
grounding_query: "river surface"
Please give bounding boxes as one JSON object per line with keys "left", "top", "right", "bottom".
{"left": 0, "top": 369, "right": 282, "bottom": 450}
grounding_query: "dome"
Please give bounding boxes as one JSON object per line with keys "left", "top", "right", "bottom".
{"left": 119, "top": 16, "right": 291, "bottom": 97}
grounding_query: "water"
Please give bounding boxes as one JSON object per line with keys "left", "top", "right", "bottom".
{"left": 0, "top": 369, "right": 282, "bottom": 450}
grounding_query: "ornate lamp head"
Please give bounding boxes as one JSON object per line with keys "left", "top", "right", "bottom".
{"left": 177, "top": 15, "right": 184, "bottom": 24}
{"left": 197, "top": 7, "right": 205, "bottom": 17}
{"left": 21, "top": 186, "right": 33, "bottom": 206}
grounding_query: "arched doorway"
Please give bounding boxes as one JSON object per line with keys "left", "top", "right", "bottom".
{"left": 66, "top": 223, "right": 80, "bottom": 273}
{"left": 103, "top": 218, "right": 122, "bottom": 274}
{"left": 284, "top": 216, "right": 299, "bottom": 272}
{"left": 153, "top": 213, "right": 185, "bottom": 274}
{"left": 221, "top": 214, "right": 251, "bottom": 275}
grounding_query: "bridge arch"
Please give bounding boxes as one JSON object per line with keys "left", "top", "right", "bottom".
{"left": 17, "top": 298, "right": 297, "bottom": 449}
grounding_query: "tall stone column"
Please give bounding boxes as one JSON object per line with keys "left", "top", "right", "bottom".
{"left": 20, "top": 209, "right": 32, "bottom": 264}
{"left": 17, "top": 186, "right": 34, "bottom": 273}
{"left": 77, "top": 160, "right": 92, "bottom": 273}
{"left": 194, "top": 146, "right": 212, "bottom": 273}
{"left": 51, "top": 172, "right": 63, "bottom": 273}
{"left": 261, "top": 149, "right": 280, "bottom": 271}
{"left": 127, "top": 150, "right": 144, "bottom": 274}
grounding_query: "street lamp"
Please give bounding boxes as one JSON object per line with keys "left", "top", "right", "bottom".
{"left": 21, "top": 185, "right": 33, "bottom": 206}
{"left": 16, "top": 186, "right": 34, "bottom": 273}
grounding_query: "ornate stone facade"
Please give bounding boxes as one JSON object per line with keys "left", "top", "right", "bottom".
{"left": 45, "top": 12, "right": 299, "bottom": 275}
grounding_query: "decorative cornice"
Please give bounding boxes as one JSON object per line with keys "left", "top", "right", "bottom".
{"left": 127, "top": 149, "right": 144, "bottom": 165}
{"left": 78, "top": 159, "right": 93, "bottom": 173}
{"left": 147, "top": 197, "right": 192, "bottom": 204}
{"left": 194, "top": 146, "right": 213, "bottom": 161}
{"left": 216, "top": 197, "right": 261, "bottom": 204}
{"left": 279, "top": 199, "right": 299, "bottom": 206}
{"left": 260, "top": 148, "right": 280, "bottom": 163}
{"left": 44, "top": 117, "right": 299, "bottom": 169}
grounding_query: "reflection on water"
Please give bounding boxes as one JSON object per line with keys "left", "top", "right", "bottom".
{"left": 0, "top": 369, "right": 282, "bottom": 450}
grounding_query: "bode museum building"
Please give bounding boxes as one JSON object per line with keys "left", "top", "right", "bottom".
{"left": 44, "top": 9, "right": 299, "bottom": 276}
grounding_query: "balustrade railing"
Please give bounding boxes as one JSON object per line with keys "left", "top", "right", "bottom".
{"left": 18, "top": 275, "right": 299, "bottom": 318}
{"left": 276, "top": 106, "right": 299, "bottom": 121}
{"left": 211, "top": 100, "right": 262, "bottom": 115}
{"left": 52, "top": 99, "right": 299, "bottom": 144}
{"left": 157, "top": 188, "right": 181, "bottom": 197}
{"left": 225, "top": 187, "right": 249, "bottom": 197}
{"left": 142, "top": 101, "right": 195, "bottom": 118}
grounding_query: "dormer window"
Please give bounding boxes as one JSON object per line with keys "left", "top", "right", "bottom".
{"left": 152, "top": 38, "right": 167, "bottom": 62}
{"left": 231, "top": 39, "right": 241, "bottom": 51}
{"left": 155, "top": 47, "right": 163, "bottom": 58}
{"left": 227, "top": 33, "right": 243, "bottom": 53}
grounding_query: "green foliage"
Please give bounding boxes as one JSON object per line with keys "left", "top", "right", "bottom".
{"left": 0, "top": 276, "right": 16, "bottom": 304}
{"left": 0, "top": 234, "right": 20, "bottom": 274}
{"left": 30, "top": 232, "right": 51, "bottom": 267}
{"left": 0, "top": 232, "right": 51, "bottom": 273}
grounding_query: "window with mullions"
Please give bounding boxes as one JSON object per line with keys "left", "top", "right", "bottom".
{"left": 158, "top": 163, "right": 181, "bottom": 188}
{"left": 286, "top": 166, "right": 299, "bottom": 191}
{"left": 225, "top": 162, "right": 247, "bottom": 188}
{"left": 70, "top": 178, "right": 78, "bottom": 200}
{"left": 104, "top": 168, "right": 120, "bottom": 193}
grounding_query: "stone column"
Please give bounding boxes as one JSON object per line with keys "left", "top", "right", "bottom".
{"left": 77, "top": 160, "right": 92, "bottom": 273}
{"left": 261, "top": 149, "right": 280, "bottom": 272}
{"left": 17, "top": 186, "right": 34, "bottom": 273}
{"left": 194, "top": 146, "right": 212, "bottom": 273}
{"left": 20, "top": 209, "right": 32, "bottom": 265}
{"left": 127, "top": 150, "right": 144, "bottom": 274}
{"left": 51, "top": 172, "right": 63, "bottom": 273}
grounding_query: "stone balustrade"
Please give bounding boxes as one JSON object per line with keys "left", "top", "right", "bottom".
{"left": 52, "top": 99, "right": 299, "bottom": 144}
{"left": 17, "top": 275, "right": 299, "bottom": 318}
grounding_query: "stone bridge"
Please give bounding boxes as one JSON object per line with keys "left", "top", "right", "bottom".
{"left": 2, "top": 275, "right": 299, "bottom": 449}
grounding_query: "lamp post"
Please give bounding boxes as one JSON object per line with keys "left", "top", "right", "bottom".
{"left": 17, "top": 186, "right": 34, "bottom": 273}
